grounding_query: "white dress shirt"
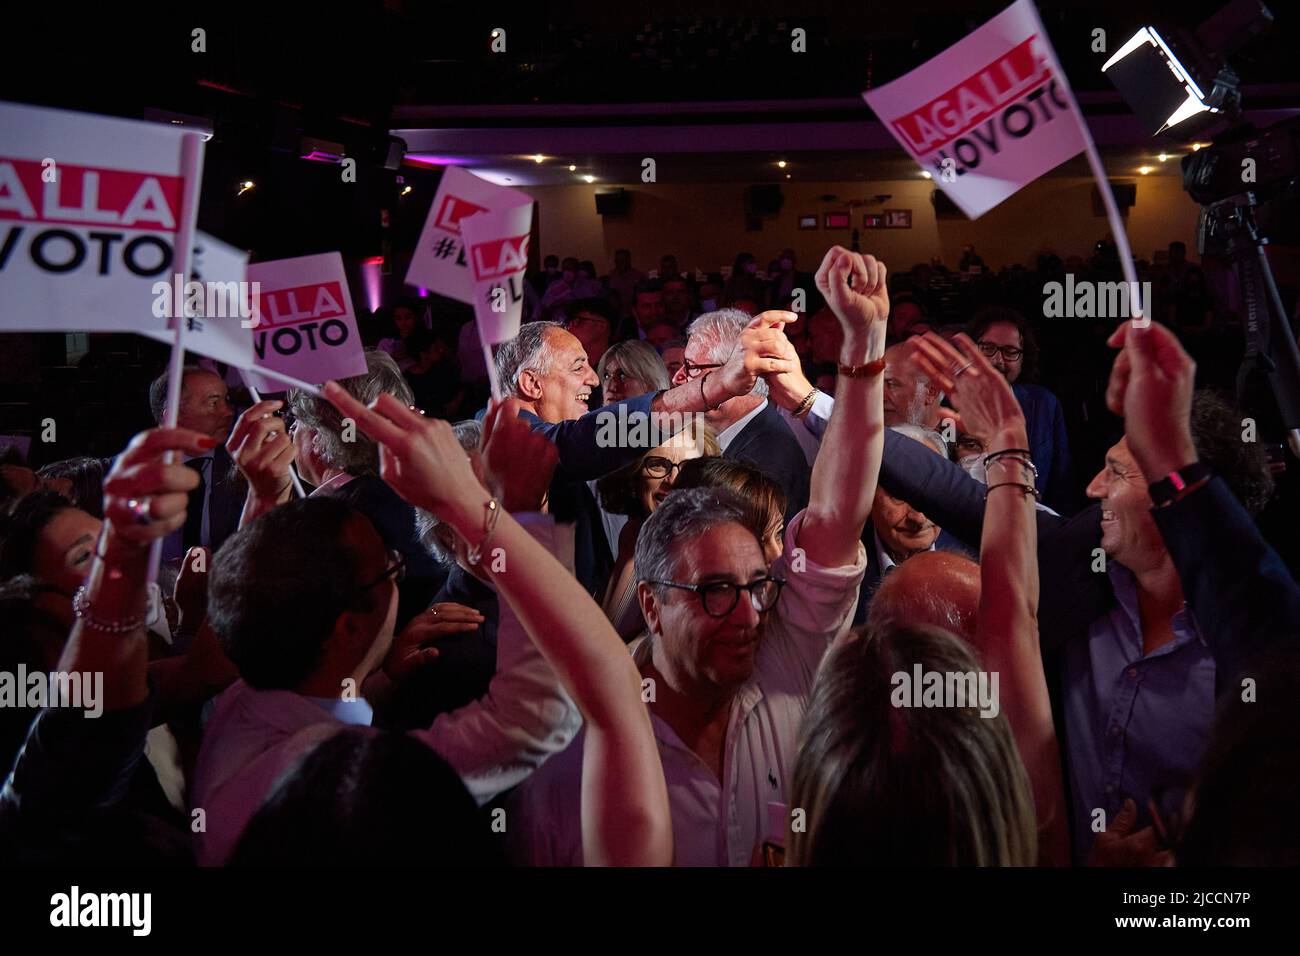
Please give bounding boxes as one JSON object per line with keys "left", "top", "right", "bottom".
{"left": 191, "top": 512, "right": 581, "bottom": 861}
{"left": 506, "top": 510, "right": 866, "bottom": 866}
{"left": 714, "top": 398, "right": 769, "bottom": 453}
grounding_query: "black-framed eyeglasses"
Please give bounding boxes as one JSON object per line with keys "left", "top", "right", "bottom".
{"left": 976, "top": 341, "right": 1024, "bottom": 362}
{"left": 358, "top": 549, "right": 407, "bottom": 592}
{"left": 647, "top": 576, "right": 785, "bottom": 617}
{"left": 681, "top": 358, "right": 724, "bottom": 379}
{"left": 640, "top": 455, "right": 686, "bottom": 479}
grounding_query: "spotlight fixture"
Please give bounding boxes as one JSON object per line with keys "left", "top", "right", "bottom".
{"left": 569, "top": 164, "right": 577, "bottom": 172}
{"left": 921, "top": 170, "right": 933, "bottom": 179}
{"left": 401, "top": 185, "right": 413, "bottom": 196}
{"left": 238, "top": 180, "right": 255, "bottom": 196}
{"left": 532, "top": 154, "right": 545, "bottom": 164}
{"left": 1158, "top": 152, "right": 1170, "bottom": 161}
{"left": 1139, "top": 165, "right": 1154, "bottom": 175}
{"left": 583, "top": 174, "right": 595, "bottom": 183}
{"left": 777, "top": 160, "right": 787, "bottom": 168}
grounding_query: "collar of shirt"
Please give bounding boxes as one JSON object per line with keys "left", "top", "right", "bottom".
{"left": 716, "top": 399, "right": 768, "bottom": 452}
{"left": 302, "top": 694, "right": 373, "bottom": 726}
{"left": 310, "top": 471, "right": 356, "bottom": 497}
{"left": 1106, "top": 561, "right": 1205, "bottom": 657}
{"left": 873, "top": 528, "right": 935, "bottom": 575}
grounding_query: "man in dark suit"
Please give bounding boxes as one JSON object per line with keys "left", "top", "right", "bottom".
{"left": 497, "top": 313, "right": 800, "bottom": 598}
{"left": 674, "top": 308, "right": 810, "bottom": 523}
{"left": 148, "top": 365, "right": 243, "bottom": 567}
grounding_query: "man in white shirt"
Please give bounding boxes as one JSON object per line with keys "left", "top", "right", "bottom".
{"left": 509, "top": 245, "right": 892, "bottom": 866}
{"left": 192, "top": 495, "right": 579, "bottom": 864}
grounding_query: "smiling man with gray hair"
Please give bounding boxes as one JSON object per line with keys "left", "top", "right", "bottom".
{"left": 673, "top": 309, "right": 810, "bottom": 521}
{"left": 488, "top": 314, "right": 803, "bottom": 597}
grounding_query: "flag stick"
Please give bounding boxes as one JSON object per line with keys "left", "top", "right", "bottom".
{"left": 1026, "top": 2, "right": 1148, "bottom": 328}
{"left": 148, "top": 131, "right": 205, "bottom": 587}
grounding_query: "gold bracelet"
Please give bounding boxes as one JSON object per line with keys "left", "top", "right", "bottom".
{"left": 792, "top": 388, "right": 819, "bottom": 419}
{"left": 465, "top": 498, "right": 500, "bottom": 565}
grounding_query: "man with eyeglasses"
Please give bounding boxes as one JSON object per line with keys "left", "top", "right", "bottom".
{"left": 673, "top": 309, "right": 812, "bottom": 524}
{"left": 509, "top": 247, "right": 889, "bottom": 866}
{"left": 970, "top": 306, "right": 1076, "bottom": 511}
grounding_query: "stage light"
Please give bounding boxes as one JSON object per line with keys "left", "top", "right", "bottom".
{"left": 583, "top": 174, "right": 595, "bottom": 183}
{"left": 1158, "top": 152, "right": 1170, "bottom": 162}
{"left": 921, "top": 170, "right": 933, "bottom": 179}
{"left": 1101, "top": 26, "right": 1216, "bottom": 134}
{"left": 777, "top": 160, "right": 787, "bottom": 169}
{"left": 532, "top": 154, "right": 545, "bottom": 164}
{"left": 238, "top": 180, "right": 255, "bottom": 196}
{"left": 401, "top": 185, "right": 413, "bottom": 196}
{"left": 569, "top": 164, "right": 577, "bottom": 171}
{"left": 1139, "top": 165, "right": 1154, "bottom": 175}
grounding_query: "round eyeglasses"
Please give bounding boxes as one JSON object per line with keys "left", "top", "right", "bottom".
{"left": 647, "top": 576, "right": 785, "bottom": 617}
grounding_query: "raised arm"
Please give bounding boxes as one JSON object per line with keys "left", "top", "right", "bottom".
{"left": 1107, "top": 319, "right": 1300, "bottom": 685}
{"left": 323, "top": 383, "right": 671, "bottom": 866}
{"left": 227, "top": 398, "right": 296, "bottom": 526}
{"left": 793, "top": 247, "right": 888, "bottom": 568}
{"left": 525, "top": 312, "right": 801, "bottom": 480}
{"left": 913, "top": 332, "right": 1068, "bottom": 866}
{"left": 3, "top": 428, "right": 213, "bottom": 831}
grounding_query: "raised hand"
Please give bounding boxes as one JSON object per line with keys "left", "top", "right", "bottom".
{"left": 815, "top": 246, "right": 889, "bottom": 337}
{"left": 713, "top": 311, "right": 801, "bottom": 399}
{"left": 321, "top": 382, "right": 487, "bottom": 532}
{"left": 384, "top": 602, "right": 487, "bottom": 680}
{"left": 1105, "top": 320, "right": 1198, "bottom": 479}
{"left": 759, "top": 329, "right": 816, "bottom": 411}
{"left": 911, "top": 332, "right": 1026, "bottom": 449}
{"left": 226, "top": 399, "right": 295, "bottom": 503}
{"left": 481, "top": 397, "right": 560, "bottom": 513}
{"left": 102, "top": 428, "right": 215, "bottom": 551}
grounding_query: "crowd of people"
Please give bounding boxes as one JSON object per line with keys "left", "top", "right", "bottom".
{"left": 1, "top": 240, "right": 1298, "bottom": 867}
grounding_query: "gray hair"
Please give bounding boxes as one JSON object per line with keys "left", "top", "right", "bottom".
{"left": 416, "top": 419, "right": 484, "bottom": 565}
{"left": 634, "top": 486, "right": 756, "bottom": 589}
{"left": 596, "top": 339, "right": 670, "bottom": 393}
{"left": 685, "top": 309, "right": 767, "bottom": 398}
{"left": 889, "top": 423, "right": 949, "bottom": 460}
{"left": 289, "top": 349, "right": 413, "bottom": 476}
{"left": 494, "top": 321, "right": 563, "bottom": 396}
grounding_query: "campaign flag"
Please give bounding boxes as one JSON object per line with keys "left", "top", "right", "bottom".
{"left": 142, "top": 231, "right": 256, "bottom": 370}
{"left": 861, "top": 0, "right": 1089, "bottom": 219}
{"left": 0, "top": 100, "right": 204, "bottom": 331}
{"left": 244, "top": 252, "right": 367, "bottom": 390}
{"left": 406, "top": 166, "right": 533, "bottom": 303}
{"left": 461, "top": 203, "right": 535, "bottom": 347}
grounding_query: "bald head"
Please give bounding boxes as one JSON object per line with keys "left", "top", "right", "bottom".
{"left": 867, "top": 551, "right": 980, "bottom": 641}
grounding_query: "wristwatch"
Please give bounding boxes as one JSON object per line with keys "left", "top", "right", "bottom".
{"left": 1148, "top": 461, "right": 1211, "bottom": 508}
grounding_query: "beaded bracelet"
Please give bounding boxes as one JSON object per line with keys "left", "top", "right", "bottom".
{"left": 72, "top": 585, "right": 147, "bottom": 633}
{"left": 792, "top": 387, "right": 819, "bottom": 419}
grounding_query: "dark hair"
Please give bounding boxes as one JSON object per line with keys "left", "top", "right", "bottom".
{"left": 1189, "top": 389, "right": 1273, "bottom": 516}
{"left": 208, "top": 497, "right": 376, "bottom": 690}
{"left": 632, "top": 278, "right": 663, "bottom": 300}
{"left": 148, "top": 364, "right": 208, "bottom": 426}
{"left": 0, "top": 490, "right": 74, "bottom": 582}
{"left": 1178, "top": 646, "right": 1300, "bottom": 865}
{"left": 789, "top": 624, "right": 1036, "bottom": 866}
{"left": 36, "top": 457, "right": 108, "bottom": 519}
{"left": 404, "top": 324, "right": 436, "bottom": 359}
{"left": 229, "top": 727, "right": 501, "bottom": 866}
{"left": 565, "top": 297, "right": 616, "bottom": 326}
{"left": 969, "top": 306, "right": 1039, "bottom": 381}
{"left": 672, "top": 456, "right": 787, "bottom": 540}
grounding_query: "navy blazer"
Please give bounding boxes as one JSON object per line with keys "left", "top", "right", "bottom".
{"left": 1151, "top": 476, "right": 1300, "bottom": 692}
{"left": 877, "top": 428, "right": 1110, "bottom": 653}
{"left": 206, "top": 445, "right": 244, "bottom": 555}
{"left": 521, "top": 391, "right": 665, "bottom": 598}
{"left": 724, "top": 401, "right": 812, "bottom": 524}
